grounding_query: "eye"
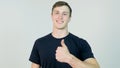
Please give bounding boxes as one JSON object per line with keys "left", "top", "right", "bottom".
{"left": 55, "top": 12, "right": 59, "bottom": 14}
{"left": 63, "top": 12, "right": 68, "bottom": 16}
{"left": 63, "top": 13, "right": 67, "bottom": 15}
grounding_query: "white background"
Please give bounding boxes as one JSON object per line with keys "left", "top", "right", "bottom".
{"left": 0, "top": 0, "right": 120, "bottom": 68}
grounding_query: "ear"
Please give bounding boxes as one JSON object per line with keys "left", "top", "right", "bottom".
{"left": 51, "top": 12, "right": 53, "bottom": 17}
{"left": 68, "top": 17, "right": 71, "bottom": 23}
{"left": 51, "top": 11, "right": 54, "bottom": 15}
{"left": 51, "top": 13, "right": 53, "bottom": 20}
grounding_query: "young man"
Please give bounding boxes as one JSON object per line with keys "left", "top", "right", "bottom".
{"left": 29, "top": 1, "right": 100, "bottom": 68}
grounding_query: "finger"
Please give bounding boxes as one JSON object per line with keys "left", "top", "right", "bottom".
{"left": 61, "top": 39, "right": 67, "bottom": 47}
{"left": 56, "top": 46, "right": 61, "bottom": 52}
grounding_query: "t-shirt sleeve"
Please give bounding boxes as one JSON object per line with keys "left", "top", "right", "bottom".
{"left": 79, "top": 39, "right": 94, "bottom": 61}
{"left": 29, "top": 40, "right": 41, "bottom": 65}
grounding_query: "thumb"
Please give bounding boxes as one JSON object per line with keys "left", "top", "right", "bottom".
{"left": 61, "top": 39, "right": 67, "bottom": 47}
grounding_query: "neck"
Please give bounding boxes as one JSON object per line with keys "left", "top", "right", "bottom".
{"left": 52, "top": 28, "right": 69, "bottom": 38}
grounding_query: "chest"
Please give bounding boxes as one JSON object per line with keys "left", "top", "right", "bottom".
{"left": 38, "top": 40, "right": 81, "bottom": 61}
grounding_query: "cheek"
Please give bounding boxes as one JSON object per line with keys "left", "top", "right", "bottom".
{"left": 52, "top": 16, "right": 56, "bottom": 21}
{"left": 52, "top": 16, "right": 58, "bottom": 21}
{"left": 52, "top": 14, "right": 58, "bottom": 18}
{"left": 64, "top": 17, "right": 70, "bottom": 21}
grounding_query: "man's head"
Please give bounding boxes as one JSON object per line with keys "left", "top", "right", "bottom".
{"left": 52, "top": 1, "right": 72, "bottom": 17}
{"left": 51, "top": 1, "right": 72, "bottom": 29}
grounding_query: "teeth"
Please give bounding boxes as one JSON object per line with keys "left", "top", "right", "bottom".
{"left": 56, "top": 20, "right": 64, "bottom": 23}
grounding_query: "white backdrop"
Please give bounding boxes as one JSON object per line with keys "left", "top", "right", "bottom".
{"left": 0, "top": 0, "right": 120, "bottom": 68}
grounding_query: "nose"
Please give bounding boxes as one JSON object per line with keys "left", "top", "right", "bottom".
{"left": 58, "top": 14, "right": 63, "bottom": 19}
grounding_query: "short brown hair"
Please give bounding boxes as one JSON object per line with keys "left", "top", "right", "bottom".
{"left": 52, "top": 1, "right": 72, "bottom": 17}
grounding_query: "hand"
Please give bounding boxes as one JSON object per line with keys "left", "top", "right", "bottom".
{"left": 55, "top": 39, "right": 72, "bottom": 63}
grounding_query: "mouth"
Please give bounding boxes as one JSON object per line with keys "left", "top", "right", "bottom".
{"left": 56, "top": 20, "right": 64, "bottom": 24}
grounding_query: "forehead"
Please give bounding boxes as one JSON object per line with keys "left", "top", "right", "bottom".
{"left": 53, "top": 6, "right": 70, "bottom": 13}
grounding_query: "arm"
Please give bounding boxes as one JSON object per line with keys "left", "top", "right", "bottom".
{"left": 66, "top": 54, "right": 100, "bottom": 68}
{"left": 31, "top": 63, "right": 40, "bottom": 68}
{"left": 56, "top": 39, "right": 100, "bottom": 68}
{"left": 30, "top": 40, "right": 41, "bottom": 68}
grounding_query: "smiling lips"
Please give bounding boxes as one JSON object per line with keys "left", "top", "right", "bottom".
{"left": 56, "top": 20, "right": 64, "bottom": 24}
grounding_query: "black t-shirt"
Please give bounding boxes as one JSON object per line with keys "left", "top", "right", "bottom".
{"left": 29, "top": 33, "right": 94, "bottom": 68}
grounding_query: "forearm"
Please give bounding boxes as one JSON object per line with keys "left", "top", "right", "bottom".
{"left": 31, "top": 63, "right": 40, "bottom": 68}
{"left": 67, "top": 54, "right": 100, "bottom": 68}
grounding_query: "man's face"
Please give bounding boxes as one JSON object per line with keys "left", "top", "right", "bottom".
{"left": 51, "top": 6, "right": 71, "bottom": 29}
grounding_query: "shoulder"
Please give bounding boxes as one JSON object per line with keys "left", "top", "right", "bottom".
{"left": 69, "top": 33, "right": 89, "bottom": 47}
{"left": 69, "top": 33, "right": 86, "bottom": 42}
{"left": 35, "top": 33, "right": 51, "bottom": 43}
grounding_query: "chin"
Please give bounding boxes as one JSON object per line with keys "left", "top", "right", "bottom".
{"left": 56, "top": 27, "right": 65, "bottom": 30}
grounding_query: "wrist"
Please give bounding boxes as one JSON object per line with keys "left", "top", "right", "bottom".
{"left": 66, "top": 54, "right": 82, "bottom": 68}
{"left": 66, "top": 54, "right": 74, "bottom": 64}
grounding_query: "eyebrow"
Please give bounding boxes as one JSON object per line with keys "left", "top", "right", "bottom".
{"left": 63, "top": 12, "right": 69, "bottom": 14}
{"left": 54, "top": 10, "right": 69, "bottom": 13}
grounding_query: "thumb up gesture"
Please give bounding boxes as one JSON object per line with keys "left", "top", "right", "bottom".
{"left": 55, "top": 39, "right": 72, "bottom": 63}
